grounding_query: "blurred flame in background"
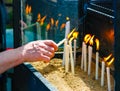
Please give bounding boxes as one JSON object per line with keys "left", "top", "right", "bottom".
{"left": 89, "top": 35, "right": 95, "bottom": 46}
{"left": 95, "top": 38, "right": 100, "bottom": 51}
{"left": 84, "top": 34, "right": 91, "bottom": 44}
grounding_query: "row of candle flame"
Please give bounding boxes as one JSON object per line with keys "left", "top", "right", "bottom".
{"left": 25, "top": 4, "right": 67, "bottom": 31}
{"left": 83, "top": 33, "right": 114, "bottom": 67}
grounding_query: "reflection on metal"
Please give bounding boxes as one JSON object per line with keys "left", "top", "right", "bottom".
{"left": 87, "top": 8, "right": 114, "bottom": 19}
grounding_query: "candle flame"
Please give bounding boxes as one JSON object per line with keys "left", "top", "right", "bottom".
{"left": 50, "top": 18, "right": 54, "bottom": 26}
{"left": 89, "top": 35, "right": 94, "bottom": 46}
{"left": 73, "top": 32, "right": 79, "bottom": 39}
{"left": 60, "top": 23, "right": 66, "bottom": 30}
{"left": 66, "top": 17, "right": 70, "bottom": 21}
{"left": 103, "top": 53, "right": 112, "bottom": 62}
{"left": 25, "top": 4, "right": 29, "bottom": 14}
{"left": 40, "top": 15, "right": 47, "bottom": 26}
{"left": 46, "top": 23, "right": 51, "bottom": 31}
{"left": 107, "top": 57, "right": 114, "bottom": 67}
{"left": 37, "top": 13, "right": 41, "bottom": 22}
{"left": 67, "top": 28, "right": 76, "bottom": 39}
{"left": 69, "top": 31, "right": 79, "bottom": 42}
{"left": 84, "top": 34, "right": 91, "bottom": 44}
{"left": 28, "top": 6, "right": 32, "bottom": 14}
{"left": 55, "top": 20, "right": 59, "bottom": 27}
{"left": 95, "top": 38, "right": 99, "bottom": 50}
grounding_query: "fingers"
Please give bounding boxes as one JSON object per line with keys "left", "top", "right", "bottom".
{"left": 43, "top": 40, "right": 58, "bottom": 51}
{"left": 40, "top": 48, "right": 55, "bottom": 59}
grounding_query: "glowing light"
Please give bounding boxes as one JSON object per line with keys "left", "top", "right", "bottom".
{"left": 84, "top": 34, "right": 91, "bottom": 44}
{"left": 60, "top": 23, "right": 66, "bottom": 30}
{"left": 103, "top": 54, "right": 112, "bottom": 62}
{"left": 95, "top": 38, "right": 100, "bottom": 50}
{"left": 46, "top": 23, "right": 51, "bottom": 31}
{"left": 89, "top": 35, "right": 95, "bottom": 46}
{"left": 67, "top": 28, "right": 76, "bottom": 39}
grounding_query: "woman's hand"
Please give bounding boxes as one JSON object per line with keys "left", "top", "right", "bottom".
{"left": 20, "top": 40, "right": 58, "bottom": 62}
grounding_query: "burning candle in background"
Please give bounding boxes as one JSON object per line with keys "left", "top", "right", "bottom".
{"left": 25, "top": 5, "right": 32, "bottom": 26}
{"left": 67, "top": 31, "right": 78, "bottom": 75}
{"left": 95, "top": 38, "right": 100, "bottom": 80}
{"left": 106, "top": 57, "right": 114, "bottom": 91}
{"left": 36, "top": 22, "right": 41, "bottom": 40}
{"left": 39, "top": 15, "right": 47, "bottom": 26}
{"left": 36, "top": 13, "right": 41, "bottom": 39}
{"left": 57, "top": 28, "right": 76, "bottom": 47}
{"left": 101, "top": 54, "right": 112, "bottom": 87}
{"left": 88, "top": 35, "right": 94, "bottom": 75}
{"left": 81, "top": 34, "right": 91, "bottom": 72}
{"left": 55, "top": 20, "right": 59, "bottom": 30}
{"left": 46, "top": 23, "right": 51, "bottom": 39}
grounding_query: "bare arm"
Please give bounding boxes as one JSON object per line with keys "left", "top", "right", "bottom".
{"left": 0, "top": 40, "right": 58, "bottom": 74}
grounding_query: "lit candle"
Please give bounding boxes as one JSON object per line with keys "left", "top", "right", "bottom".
{"left": 95, "top": 51, "right": 99, "bottom": 79}
{"left": 88, "top": 35, "right": 94, "bottom": 75}
{"left": 69, "top": 40, "right": 74, "bottom": 75}
{"left": 65, "top": 44, "right": 70, "bottom": 73}
{"left": 74, "top": 39, "right": 77, "bottom": 65}
{"left": 82, "top": 34, "right": 91, "bottom": 72}
{"left": 26, "top": 15, "right": 32, "bottom": 26}
{"left": 106, "top": 67, "right": 111, "bottom": 91}
{"left": 101, "top": 54, "right": 112, "bottom": 87}
{"left": 81, "top": 42, "right": 84, "bottom": 69}
{"left": 57, "top": 38, "right": 67, "bottom": 47}
{"left": 36, "top": 22, "right": 41, "bottom": 40}
{"left": 101, "top": 61, "right": 105, "bottom": 86}
{"left": 106, "top": 57, "right": 114, "bottom": 91}
{"left": 83, "top": 43, "right": 87, "bottom": 72}
{"left": 73, "top": 32, "right": 79, "bottom": 66}
{"left": 46, "top": 23, "right": 51, "bottom": 39}
{"left": 57, "top": 28, "right": 76, "bottom": 47}
{"left": 88, "top": 45, "right": 93, "bottom": 75}
{"left": 95, "top": 38, "right": 100, "bottom": 80}
{"left": 25, "top": 5, "right": 32, "bottom": 26}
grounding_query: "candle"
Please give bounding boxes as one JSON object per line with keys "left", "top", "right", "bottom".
{"left": 62, "top": 39, "right": 68, "bottom": 66}
{"left": 36, "top": 22, "right": 41, "bottom": 40}
{"left": 26, "top": 14, "right": 32, "bottom": 26}
{"left": 88, "top": 45, "right": 93, "bottom": 75}
{"left": 69, "top": 40, "right": 75, "bottom": 75}
{"left": 101, "top": 54, "right": 113, "bottom": 86}
{"left": 72, "top": 32, "right": 79, "bottom": 66}
{"left": 65, "top": 44, "right": 70, "bottom": 73}
{"left": 95, "top": 38, "right": 100, "bottom": 80}
{"left": 57, "top": 28, "right": 76, "bottom": 47}
{"left": 81, "top": 42, "right": 84, "bottom": 69}
{"left": 82, "top": 34, "right": 91, "bottom": 72}
{"left": 95, "top": 52, "right": 99, "bottom": 80}
{"left": 25, "top": 5, "right": 32, "bottom": 26}
{"left": 106, "top": 57, "right": 114, "bottom": 91}
{"left": 101, "top": 61, "right": 105, "bottom": 86}
{"left": 57, "top": 38, "right": 67, "bottom": 47}
{"left": 74, "top": 39, "right": 77, "bottom": 66}
{"left": 106, "top": 67, "right": 111, "bottom": 91}
{"left": 88, "top": 35, "right": 94, "bottom": 75}
{"left": 83, "top": 43, "right": 87, "bottom": 72}
{"left": 65, "top": 17, "right": 70, "bottom": 38}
